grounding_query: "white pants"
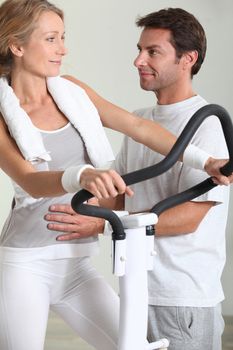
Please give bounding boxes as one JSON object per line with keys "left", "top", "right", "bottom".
{"left": 0, "top": 257, "right": 119, "bottom": 350}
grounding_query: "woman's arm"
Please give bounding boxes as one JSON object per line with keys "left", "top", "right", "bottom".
{"left": 62, "top": 75, "right": 233, "bottom": 184}
{"left": 62, "top": 75, "right": 177, "bottom": 158}
{"left": 0, "top": 86, "right": 232, "bottom": 201}
{"left": 0, "top": 117, "right": 127, "bottom": 199}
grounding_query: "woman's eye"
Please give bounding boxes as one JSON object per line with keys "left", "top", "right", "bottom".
{"left": 47, "top": 37, "right": 55, "bottom": 42}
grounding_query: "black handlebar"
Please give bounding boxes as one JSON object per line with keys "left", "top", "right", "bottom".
{"left": 71, "top": 104, "right": 233, "bottom": 239}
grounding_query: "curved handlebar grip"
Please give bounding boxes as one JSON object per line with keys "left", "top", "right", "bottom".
{"left": 71, "top": 104, "right": 233, "bottom": 239}
{"left": 71, "top": 190, "right": 126, "bottom": 239}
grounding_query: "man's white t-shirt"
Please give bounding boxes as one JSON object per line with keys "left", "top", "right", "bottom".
{"left": 114, "top": 95, "right": 229, "bottom": 307}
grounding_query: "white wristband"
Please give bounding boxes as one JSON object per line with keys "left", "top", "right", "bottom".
{"left": 61, "top": 164, "right": 94, "bottom": 193}
{"left": 183, "top": 144, "right": 211, "bottom": 171}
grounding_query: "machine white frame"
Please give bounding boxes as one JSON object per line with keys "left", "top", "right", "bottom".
{"left": 112, "top": 212, "right": 169, "bottom": 350}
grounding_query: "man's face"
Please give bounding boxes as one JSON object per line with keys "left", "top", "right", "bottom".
{"left": 134, "top": 28, "right": 185, "bottom": 94}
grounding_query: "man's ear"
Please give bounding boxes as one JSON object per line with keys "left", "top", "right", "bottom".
{"left": 9, "top": 42, "right": 24, "bottom": 57}
{"left": 182, "top": 50, "right": 198, "bottom": 71}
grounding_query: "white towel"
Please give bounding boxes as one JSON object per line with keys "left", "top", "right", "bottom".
{"left": 0, "top": 76, "right": 115, "bottom": 167}
{"left": 0, "top": 77, "right": 51, "bottom": 163}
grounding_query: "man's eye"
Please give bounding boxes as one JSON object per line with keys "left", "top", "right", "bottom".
{"left": 149, "top": 50, "right": 157, "bottom": 56}
{"left": 47, "top": 37, "right": 55, "bottom": 42}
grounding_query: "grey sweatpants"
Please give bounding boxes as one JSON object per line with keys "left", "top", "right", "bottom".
{"left": 148, "top": 304, "right": 224, "bottom": 350}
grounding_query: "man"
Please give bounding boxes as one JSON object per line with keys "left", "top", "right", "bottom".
{"left": 45, "top": 8, "right": 230, "bottom": 350}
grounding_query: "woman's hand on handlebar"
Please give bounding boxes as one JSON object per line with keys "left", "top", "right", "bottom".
{"left": 204, "top": 157, "right": 233, "bottom": 185}
{"left": 80, "top": 168, "right": 134, "bottom": 199}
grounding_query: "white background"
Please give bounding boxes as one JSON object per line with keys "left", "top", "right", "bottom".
{"left": 0, "top": 0, "right": 232, "bottom": 315}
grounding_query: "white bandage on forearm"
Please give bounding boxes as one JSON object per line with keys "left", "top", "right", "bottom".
{"left": 61, "top": 164, "right": 94, "bottom": 193}
{"left": 183, "top": 144, "right": 212, "bottom": 171}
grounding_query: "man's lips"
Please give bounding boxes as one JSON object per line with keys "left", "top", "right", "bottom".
{"left": 138, "top": 70, "right": 155, "bottom": 76}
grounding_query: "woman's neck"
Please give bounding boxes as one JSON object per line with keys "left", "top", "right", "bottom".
{"left": 10, "top": 71, "right": 48, "bottom": 105}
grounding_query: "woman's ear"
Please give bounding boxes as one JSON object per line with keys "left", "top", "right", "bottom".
{"left": 9, "top": 42, "right": 24, "bottom": 57}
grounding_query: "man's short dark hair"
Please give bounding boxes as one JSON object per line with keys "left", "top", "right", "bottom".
{"left": 136, "top": 8, "right": 207, "bottom": 77}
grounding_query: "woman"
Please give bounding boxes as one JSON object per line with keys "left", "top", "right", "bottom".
{"left": 0, "top": 1, "right": 231, "bottom": 350}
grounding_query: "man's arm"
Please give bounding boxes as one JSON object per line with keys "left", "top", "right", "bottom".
{"left": 154, "top": 200, "right": 215, "bottom": 236}
{"left": 45, "top": 196, "right": 214, "bottom": 240}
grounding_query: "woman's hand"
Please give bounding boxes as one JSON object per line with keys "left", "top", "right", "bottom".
{"left": 80, "top": 168, "right": 134, "bottom": 199}
{"left": 204, "top": 157, "right": 233, "bottom": 185}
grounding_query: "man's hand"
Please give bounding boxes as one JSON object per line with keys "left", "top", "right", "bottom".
{"left": 80, "top": 167, "right": 134, "bottom": 199}
{"left": 204, "top": 157, "right": 233, "bottom": 185}
{"left": 45, "top": 199, "right": 104, "bottom": 241}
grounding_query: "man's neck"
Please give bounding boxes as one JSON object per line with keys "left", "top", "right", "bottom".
{"left": 156, "top": 83, "right": 196, "bottom": 105}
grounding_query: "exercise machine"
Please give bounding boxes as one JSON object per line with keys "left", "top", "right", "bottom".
{"left": 71, "top": 104, "right": 233, "bottom": 350}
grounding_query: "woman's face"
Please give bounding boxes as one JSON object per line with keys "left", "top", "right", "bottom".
{"left": 15, "top": 11, "right": 67, "bottom": 77}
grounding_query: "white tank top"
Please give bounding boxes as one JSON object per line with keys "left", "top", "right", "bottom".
{"left": 0, "top": 123, "right": 100, "bottom": 261}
